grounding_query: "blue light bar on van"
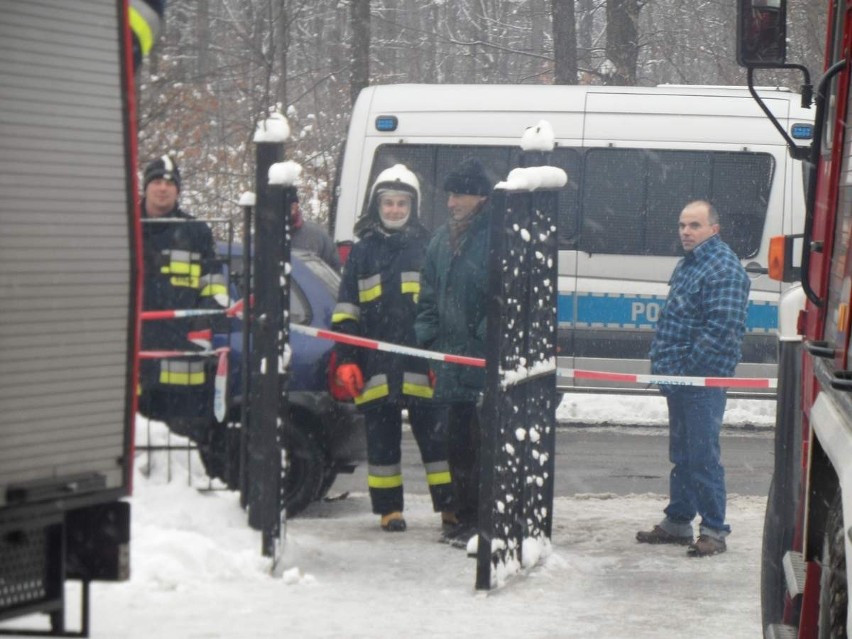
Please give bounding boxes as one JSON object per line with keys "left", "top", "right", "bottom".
{"left": 375, "top": 115, "right": 398, "bottom": 132}
{"left": 791, "top": 123, "right": 813, "bottom": 140}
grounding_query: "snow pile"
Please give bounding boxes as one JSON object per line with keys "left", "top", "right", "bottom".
{"left": 520, "top": 120, "right": 556, "bottom": 151}
{"left": 501, "top": 357, "right": 557, "bottom": 387}
{"left": 253, "top": 112, "right": 291, "bottom": 143}
{"left": 495, "top": 166, "right": 568, "bottom": 191}
{"left": 556, "top": 393, "right": 775, "bottom": 429}
{"left": 268, "top": 160, "right": 302, "bottom": 186}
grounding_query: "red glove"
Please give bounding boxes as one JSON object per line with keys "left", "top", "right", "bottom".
{"left": 334, "top": 363, "right": 364, "bottom": 399}
{"left": 428, "top": 369, "right": 436, "bottom": 389}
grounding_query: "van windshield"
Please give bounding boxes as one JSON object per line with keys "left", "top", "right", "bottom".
{"left": 366, "top": 144, "right": 773, "bottom": 259}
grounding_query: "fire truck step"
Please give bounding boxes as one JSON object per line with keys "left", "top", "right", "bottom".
{"left": 783, "top": 550, "right": 805, "bottom": 598}
{"left": 766, "top": 624, "right": 797, "bottom": 639}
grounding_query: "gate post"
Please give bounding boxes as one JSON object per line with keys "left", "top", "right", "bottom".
{"left": 246, "top": 114, "right": 292, "bottom": 561}
{"left": 238, "top": 191, "right": 254, "bottom": 510}
{"left": 476, "top": 131, "right": 565, "bottom": 590}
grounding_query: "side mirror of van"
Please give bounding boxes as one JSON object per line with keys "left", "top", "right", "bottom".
{"left": 736, "top": 0, "right": 787, "bottom": 67}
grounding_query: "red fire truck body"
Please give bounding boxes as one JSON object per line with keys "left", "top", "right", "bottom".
{"left": 739, "top": 0, "right": 852, "bottom": 636}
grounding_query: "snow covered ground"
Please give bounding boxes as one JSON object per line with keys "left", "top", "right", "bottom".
{"left": 2, "top": 394, "right": 775, "bottom": 638}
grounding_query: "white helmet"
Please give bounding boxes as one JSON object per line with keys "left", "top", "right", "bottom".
{"left": 357, "top": 164, "right": 421, "bottom": 234}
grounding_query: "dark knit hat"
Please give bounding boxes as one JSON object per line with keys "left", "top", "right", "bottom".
{"left": 144, "top": 155, "right": 181, "bottom": 191}
{"left": 442, "top": 158, "right": 491, "bottom": 196}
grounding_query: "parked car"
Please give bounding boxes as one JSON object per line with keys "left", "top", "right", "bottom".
{"left": 210, "top": 244, "right": 366, "bottom": 517}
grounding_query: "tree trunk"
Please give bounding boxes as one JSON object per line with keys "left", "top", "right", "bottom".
{"left": 196, "top": 2, "right": 210, "bottom": 78}
{"left": 606, "top": 0, "right": 641, "bottom": 85}
{"left": 275, "top": 0, "right": 289, "bottom": 110}
{"left": 350, "top": 0, "right": 370, "bottom": 105}
{"left": 576, "top": 0, "right": 594, "bottom": 81}
{"left": 551, "top": 0, "right": 577, "bottom": 84}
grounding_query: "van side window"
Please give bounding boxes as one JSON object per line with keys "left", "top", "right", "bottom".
{"left": 552, "top": 149, "right": 581, "bottom": 248}
{"left": 581, "top": 149, "right": 773, "bottom": 258}
{"left": 368, "top": 144, "right": 772, "bottom": 260}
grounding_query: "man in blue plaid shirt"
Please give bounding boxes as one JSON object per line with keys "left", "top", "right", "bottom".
{"left": 637, "top": 200, "right": 750, "bottom": 557}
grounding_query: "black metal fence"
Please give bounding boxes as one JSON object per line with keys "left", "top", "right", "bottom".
{"left": 136, "top": 133, "right": 293, "bottom": 566}
{"left": 244, "top": 140, "right": 293, "bottom": 560}
{"left": 477, "top": 163, "right": 560, "bottom": 590}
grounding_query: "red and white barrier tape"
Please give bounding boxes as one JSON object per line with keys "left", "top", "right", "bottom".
{"left": 138, "top": 306, "right": 777, "bottom": 389}
{"left": 291, "top": 324, "right": 777, "bottom": 389}
{"left": 292, "top": 324, "right": 486, "bottom": 368}
{"left": 141, "top": 298, "right": 245, "bottom": 321}
{"left": 563, "top": 368, "right": 777, "bottom": 389}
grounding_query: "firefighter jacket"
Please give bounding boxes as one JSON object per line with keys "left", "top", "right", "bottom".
{"left": 332, "top": 223, "right": 434, "bottom": 408}
{"left": 129, "top": 0, "right": 164, "bottom": 70}
{"left": 415, "top": 207, "right": 490, "bottom": 404}
{"left": 140, "top": 203, "right": 227, "bottom": 393}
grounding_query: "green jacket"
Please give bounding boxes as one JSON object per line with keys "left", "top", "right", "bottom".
{"left": 415, "top": 210, "right": 490, "bottom": 403}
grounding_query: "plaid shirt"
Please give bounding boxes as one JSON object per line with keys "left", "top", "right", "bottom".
{"left": 650, "top": 234, "right": 750, "bottom": 378}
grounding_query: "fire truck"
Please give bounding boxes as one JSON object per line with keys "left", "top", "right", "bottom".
{"left": 0, "top": 1, "right": 140, "bottom": 635}
{"left": 737, "top": 0, "right": 852, "bottom": 636}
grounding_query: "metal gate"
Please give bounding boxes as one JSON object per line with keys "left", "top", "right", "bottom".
{"left": 477, "top": 158, "right": 561, "bottom": 590}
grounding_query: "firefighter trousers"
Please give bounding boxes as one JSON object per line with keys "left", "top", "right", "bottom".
{"left": 364, "top": 402, "right": 454, "bottom": 516}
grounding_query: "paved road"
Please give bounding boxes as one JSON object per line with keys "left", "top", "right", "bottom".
{"left": 331, "top": 425, "right": 774, "bottom": 499}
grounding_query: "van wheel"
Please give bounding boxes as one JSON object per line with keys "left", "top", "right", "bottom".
{"left": 282, "top": 425, "right": 325, "bottom": 518}
{"left": 818, "top": 494, "right": 847, "bottom": 638}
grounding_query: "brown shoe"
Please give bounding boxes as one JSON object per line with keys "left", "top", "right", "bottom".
{"left": 380, "top": 511, "right": 407, "bottom": 532}
{"left": 687, "top": 535, "right": 726, "bottom": 557}
{"left": 636, "top": 525, "right": 693, "bottom": 546}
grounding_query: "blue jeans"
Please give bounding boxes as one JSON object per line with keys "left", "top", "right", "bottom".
{"left": 661, "top": 387, "right": 731, "bottom": 538}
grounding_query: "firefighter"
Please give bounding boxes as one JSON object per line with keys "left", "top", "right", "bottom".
{"left": 332, "top": 164, "right": 454, "bottom": 532}
{"left": 129, "top": 0, "right": 165, "bottom": 70}
{"left": 138, "top": 155, "right": 228, "bottom": 448}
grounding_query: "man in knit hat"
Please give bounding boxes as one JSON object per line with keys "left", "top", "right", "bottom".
{"left": 415, "top": 157, "right": 493, "bottom": 548}
{"left": 143, "top": 154, "right": 182, "bottom": 218}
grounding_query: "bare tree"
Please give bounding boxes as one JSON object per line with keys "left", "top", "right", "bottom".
{"left": 135, "top": 0, "right": 828, "bottom": 229}
{"left": 552, "top": 0, "right": 577, "bottom": 84}
{"left": 605, "top": 0, "right": 641, "bottom": 85}
{"left": 350, "top": 0, "right": 371, "bottom": 104}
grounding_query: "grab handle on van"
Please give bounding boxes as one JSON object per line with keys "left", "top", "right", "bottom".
{"left": 744, "top": 261, "right": 768, "bottom": 276}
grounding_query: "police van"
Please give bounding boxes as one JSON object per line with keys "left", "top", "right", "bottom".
{"left": 330, "top": 84, "right": 814, "bottom": 395}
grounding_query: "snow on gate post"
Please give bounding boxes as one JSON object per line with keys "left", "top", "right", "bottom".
{"left": 246, "top": 113, "right": 294, "bottom": 565}
{"left": 476, "top": 122, "right": 565, "bottom": 590}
